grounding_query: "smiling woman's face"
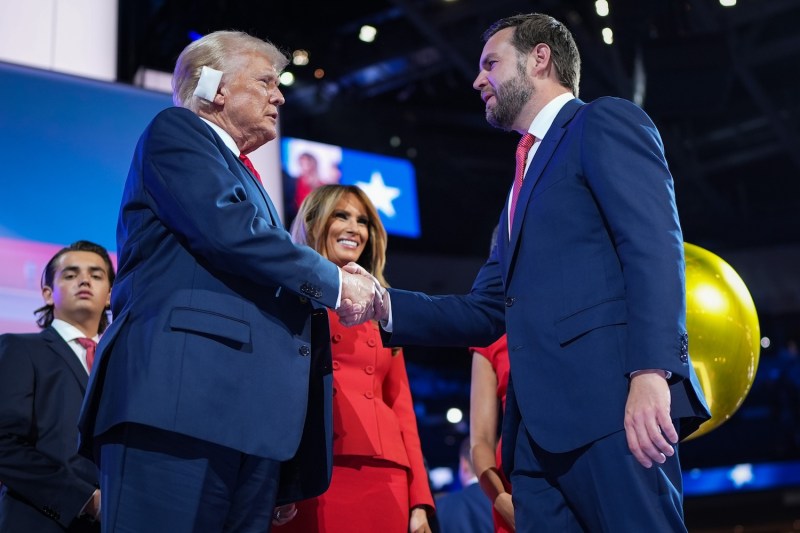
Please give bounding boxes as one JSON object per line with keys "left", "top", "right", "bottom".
{"left": 323, "top": 192, "right": 369, "bottom": 267}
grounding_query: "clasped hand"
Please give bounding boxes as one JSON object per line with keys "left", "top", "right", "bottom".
{"left": 337, "top": 262, "right": 389, "bottom": 326}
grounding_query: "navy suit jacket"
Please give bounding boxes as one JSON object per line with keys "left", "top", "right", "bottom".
{"left": 78, "top": 107, "right": 340, "bottom": 503}
{"left": 0, "top": 328, "right": 99, "bottom": 532}
{"left": 435, "top": 483, "right": 493, "bottom": 533}
{"left": 385, "top": 98, "right": 710, "bottom": 466}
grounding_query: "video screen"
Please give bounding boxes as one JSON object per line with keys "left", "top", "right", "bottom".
{"left": 281, "top": 137, "right": 421, "bottom": 238}
{"left": 0, "top": 61, "right": 179, "bottom": 332}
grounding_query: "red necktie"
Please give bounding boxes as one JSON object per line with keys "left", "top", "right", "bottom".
{"left": 509, "top": 133, "right": 536, "bottom": 235}
{"left": 76, "top": 337, "right": 97, "bottom": 373}
{"left": 239, "top": 153, "right": 262, "bottom": 182}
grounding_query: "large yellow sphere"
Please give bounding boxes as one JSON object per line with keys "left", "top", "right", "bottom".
{"left": 683, "top": 243, "right": 760, "bottom": 441}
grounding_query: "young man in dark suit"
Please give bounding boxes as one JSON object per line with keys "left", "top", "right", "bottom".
{"left": 0, "top": 240, "right": 114, "bottom": 532}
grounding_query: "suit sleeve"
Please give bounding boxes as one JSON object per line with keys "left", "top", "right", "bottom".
{"left": 382, "top": 349, "right": 435, "bottom": 512}
{"left": 385, "top": 245, "right": 506, "bottom": 348}
{"left": 580, "top": 98, "right": 688, "bottom": 378}
{"left": 0, "top": 336, "right": 96, "bottom": 527}
{"left": 140, "top": 109, "right": 340, "bottom": 308}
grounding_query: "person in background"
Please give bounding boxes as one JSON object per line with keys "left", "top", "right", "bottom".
{"left": 469, "top": 226, "right": 513, "bottom": 532}
{"left": 278, "top": 184, "right": 434, "bottom": 533}
{"left": 435, "top": 437, "right": 493, "bottom": 533}
{"left": 343, "top": 12, "right": 711, "bottom": 532}
{"left": 293, "top": 152, "right": 323, "bottom": 212}
{"left": 470, "top": 334, "right": 513, "bottom": 532}
{"left": 77, "top": 31, "right": 376, "bottom": 532}
{"left": 0, "top": 240, "right": 114, "bottom": 532}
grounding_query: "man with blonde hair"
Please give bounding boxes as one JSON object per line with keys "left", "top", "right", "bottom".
{"left": 79, "top": 31, "right": 376, "bottom": 532}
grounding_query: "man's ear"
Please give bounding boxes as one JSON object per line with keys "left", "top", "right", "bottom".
{"left": 105, "top": 288, "right": 112, "bottom": 308}
{"left": 41, "top": 285, "right": 54, "bottom": 306}
{"left": 212, "top": 87, "right": 225, "bottom": 106}
{"left": 530, "top": 42, "right": 552, "bottom": 75}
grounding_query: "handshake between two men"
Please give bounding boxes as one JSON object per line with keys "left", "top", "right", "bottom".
{"left": 338, "top": 263, "right": 390, "bottom": 327}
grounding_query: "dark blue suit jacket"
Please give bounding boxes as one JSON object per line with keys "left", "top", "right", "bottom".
{"left": 435, "top": 483, "right": 493, "bottom": 533}
{"left": 385, "top": 98, "right": 710, "bottom": 465}
{"left": 78, "top": 107, "right": 340, "bottom": 503}
{"left": 0, "top": 328, "right": 99, "bottom": 532}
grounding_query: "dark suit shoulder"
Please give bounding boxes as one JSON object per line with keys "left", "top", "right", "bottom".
{"left": 0, "top": 331, "right": 47, "bottom": 352}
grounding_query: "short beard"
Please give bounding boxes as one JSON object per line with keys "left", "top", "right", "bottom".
{"left": 486, "top": 61, "right": 533, "bottom": 131}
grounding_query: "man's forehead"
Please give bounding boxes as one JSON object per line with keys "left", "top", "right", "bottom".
{"left": 56, "top": 251, "right": 107, "bottom": 270}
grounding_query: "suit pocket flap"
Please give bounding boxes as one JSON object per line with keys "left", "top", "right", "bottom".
{"left": 169, "top": 307, "right": 251, "bottom": 344}
{"left": 555, "top": 298, "right": 627, "bottom": 345}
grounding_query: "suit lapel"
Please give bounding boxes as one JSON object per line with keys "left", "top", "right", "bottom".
{"left": 504, "top": 99, "right": 584, "bottom": 279}
{"left": 202, "top": 120, "right": 283, "bottom": 227}
{"left": 235, "top": 157, "right": 282, "bottom": 226}
{"left": 42, "top": 327, "right": 89, "bottom": 390}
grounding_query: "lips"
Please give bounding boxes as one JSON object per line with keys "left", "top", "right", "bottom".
{"left": 337, "top": 238, "right": 359, "bottom": 248}
{"left": 75, "top": 290, "right": 93, "bottom": 298}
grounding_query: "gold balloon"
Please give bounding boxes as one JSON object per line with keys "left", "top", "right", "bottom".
{"left": 683, "top": 242, "right": 760, "bottom": 441}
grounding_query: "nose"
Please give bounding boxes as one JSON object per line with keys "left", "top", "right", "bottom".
{"left": 473, "top": 71, "right": 486, "bottom": 91}
{"left": 78, "top": 274, "right": 92, "bottom": 286}
{"left": 271, "top": 86, "right": 285, "bottom": 106}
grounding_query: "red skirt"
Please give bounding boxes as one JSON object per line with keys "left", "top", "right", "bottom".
{"left": 275, "top": 456, "right": 409, "bottom": 532}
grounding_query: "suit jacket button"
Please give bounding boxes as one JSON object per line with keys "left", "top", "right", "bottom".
{"left": 365, "top": 365, "right": 375, "bottom": 375}
{"left": 364, "top": 391, "right": 374, "bottom": 399}
{"left": 367, "top": 338, "right": 377, "bottom": 347}
{"left": 505, "top": 297, "right": 515, "bottom": 307}
{"left": 332, "top": 360, "right": 341, "bottom": 370}
{"left": 331, "top": 333, "right": 342, "bottom": 343}
{"left": 299, "top": 345, "right": 311, "bottom": 356}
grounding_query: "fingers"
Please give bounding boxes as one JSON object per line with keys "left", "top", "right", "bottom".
{"left": 624, "top": 372, "right": 675, "bottom": 468}
{"left": 271, "top": 503, "right": 297, "bottom": 526}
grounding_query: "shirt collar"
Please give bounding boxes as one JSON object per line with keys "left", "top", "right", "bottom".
{"left": 199, "top": 117, "right": 240, "bottom": 156}
{"left": 527, "top": 92, "right": 576, "bottom": 140}
{"left": 51, "top": 318, "right": 99, "bottom": 343}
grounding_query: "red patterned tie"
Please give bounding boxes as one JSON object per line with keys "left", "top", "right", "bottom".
{"left": 76, "top": 337, "right": 97, "bottom": 373}
{"left": 509, "top": 133, "right": 536, "bottom": 235}
{"left": 239, "top": 153, "right": 262, "bottom": 182}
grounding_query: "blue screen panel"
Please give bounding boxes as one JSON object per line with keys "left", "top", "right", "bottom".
{"left": 282, "top": 137, "right": 420, "bottom": 238}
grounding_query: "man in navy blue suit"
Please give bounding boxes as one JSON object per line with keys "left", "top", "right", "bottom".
{"left": 435, "top": 438, "right": 493, "bottom": 533}
{"left": 344, "top": 13, "right": 711, "bottom": 532}
{"left": 78, "top": 31, "right": 376, "bottom": 532}
{"left": 0, "top": 240, "right": 114, "bottom": 532}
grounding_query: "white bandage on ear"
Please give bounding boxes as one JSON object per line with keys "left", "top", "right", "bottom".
{"left": 193, "top": 66, "right": 223, "bottom": 101}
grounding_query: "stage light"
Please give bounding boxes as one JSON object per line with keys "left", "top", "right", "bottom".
{"left": 720, "top": 0, "right": 736, "bottom": 6}
{"left": 446, "top": 408, "right": 463, "bottom": 424}
{"left": 359, "top": 25, "right": 377, "bottom": 43}
{"left": 602, "top": 27, "right": 614, "bottom": 45}
{"left": 292, "top": 50, "right": 309, "bottom": 66}
{"left": 314, "top": 68, "right": 325, "bottom": 79}
{"left": 760, "top": 336, "right": 770, "bottom": 349}
{"left": 595, "top": 0, "right": 609, "bottom": 17}
{"left": 279, "top": 71, "right": 295, "bottom": 86}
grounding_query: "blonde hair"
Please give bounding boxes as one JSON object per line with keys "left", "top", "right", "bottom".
{"left": 290, "top": 185, "right": 389, "bottom": 287}
{"left": 172, "top": 30, "right": 288, "bottom": 112}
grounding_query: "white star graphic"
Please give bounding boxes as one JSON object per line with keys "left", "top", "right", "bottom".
{"left": 356, "top": 171, "right": 401, "bottom": 218}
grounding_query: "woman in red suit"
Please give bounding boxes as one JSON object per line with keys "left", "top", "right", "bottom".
{"left": 278, "top": 184, "right": 434, "bottom": 532}
{"left": 470, "top": 335, "right": 514, "bottom": 532}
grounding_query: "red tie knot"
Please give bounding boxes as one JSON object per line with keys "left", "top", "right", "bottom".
{"left": 517, "top": 133, "right": 536, "bottom": 156}
{"left": 239, "top": 153, "right": 262, "bottom": 182}
{"left": 76, "top": 337, "right": 96, "bottom": 350}
{"left": 76, "top": 337, "right": 97, "bottom": 372}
